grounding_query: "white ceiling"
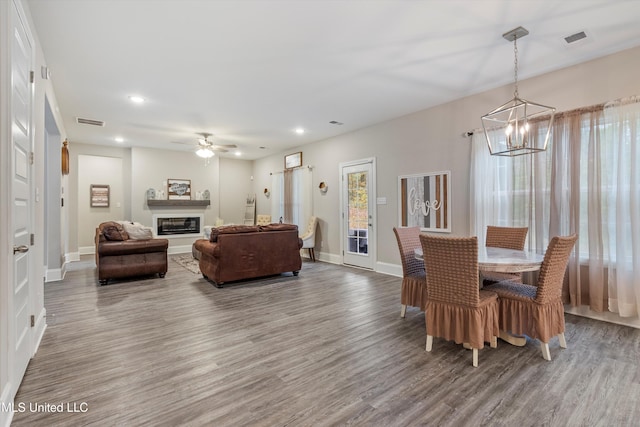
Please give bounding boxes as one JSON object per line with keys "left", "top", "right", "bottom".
{"left": 26, "top": 0, "right": 640, "bottom": 159}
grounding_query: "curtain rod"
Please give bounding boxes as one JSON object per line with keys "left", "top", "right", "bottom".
{"left": 464, "top": 94, "right": 639, "bottom": 138}
{"left": 270, "top": 164, "right": 313, "bottom": 175}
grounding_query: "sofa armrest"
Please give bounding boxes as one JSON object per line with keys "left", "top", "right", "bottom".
{"left": 194, "top": 239, "right": 220, "bottom": 258}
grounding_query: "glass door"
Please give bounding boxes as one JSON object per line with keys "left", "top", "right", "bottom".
{"left": 341, "top": 160, "right": 375, "bottom": 269}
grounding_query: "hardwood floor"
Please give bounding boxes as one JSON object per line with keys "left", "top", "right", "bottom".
{"left": 11, "top": 256, "right": 640, "bottom": 426}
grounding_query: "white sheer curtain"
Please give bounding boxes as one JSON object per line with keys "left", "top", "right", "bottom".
{"left": 470, "top": 96, "right": 640, "bottom": 319}
{"left": 469, "top": 132, "right": 540, "bottom": 249}
{"left": 271, "top": 172, "right": 283, "bottom": 223}
{"left": 270, "top": 166, "right": 313, "bottom": 230}
{"left": 603, "top": 97, "right": 640, "bottom": 317}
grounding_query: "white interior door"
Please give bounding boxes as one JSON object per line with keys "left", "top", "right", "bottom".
{"left": 341, "top": 159, "right": 375, "bottom": 269}
{"left": 10, "top": 0, "right": 34, "bottom": 390}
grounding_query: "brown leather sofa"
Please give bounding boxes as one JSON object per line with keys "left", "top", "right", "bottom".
{"left": 95, "top": 221, "right": 169, "bottom": 285}
{"left": 194, "top": 223, "right": 303, "bottom": 287}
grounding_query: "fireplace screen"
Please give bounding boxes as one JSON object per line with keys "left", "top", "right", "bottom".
{"left": 156, "top": 216, "right": 201, "bottom": 236}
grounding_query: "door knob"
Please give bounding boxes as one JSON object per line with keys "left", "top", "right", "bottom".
{"left": 13, "top": 245, "right": 29, "bottom": 254}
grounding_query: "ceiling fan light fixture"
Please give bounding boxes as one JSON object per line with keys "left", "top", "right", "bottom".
{"left": 196, "top": 147, "right": 214, "bottom": 158}
{"left": 481, "top": 27, "right": 555, "bottom": 156}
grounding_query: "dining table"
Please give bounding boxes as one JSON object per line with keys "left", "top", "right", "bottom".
{"left": 414, "top": 245, "right": 545, "bottom": 273}
{"left": 414, "top": 245, "right": 545, "bottom": 346}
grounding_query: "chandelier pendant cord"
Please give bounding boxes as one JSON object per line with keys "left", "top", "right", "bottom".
{"left": 513, "top": 37, "right": 519, "bottom": 99}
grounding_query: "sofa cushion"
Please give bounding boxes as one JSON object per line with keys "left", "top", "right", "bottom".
{"left": 99, "top": 221, "right": 129, "bottom": 241}
{"left": 209, "top": 225, "right": 260, "bottom": 242}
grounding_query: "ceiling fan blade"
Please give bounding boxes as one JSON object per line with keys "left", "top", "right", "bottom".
{"left": 214, "top": 144, "right": 237, "bottom": 149}
{"left": 171, "top": 140, "right": 198, "bottom": 146}
{"left": 209, "top": 146, "right": 229, "bottom": 153}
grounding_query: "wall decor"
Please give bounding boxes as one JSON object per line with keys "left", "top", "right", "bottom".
{"left": 398, "top": 171, "right": 451, "bottom": 233}
{"left": 90, "top": 184, "right": 110, "bottom": 208}
{"left": 284, "top": 151, "right": 302, "bottom": 169}
{"left": 167, "top": 179, "right": 191, "bottom": 200}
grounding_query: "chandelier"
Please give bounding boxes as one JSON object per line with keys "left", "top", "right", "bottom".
{"left": 481, "top": 27, "right": 555, "bottom": 156}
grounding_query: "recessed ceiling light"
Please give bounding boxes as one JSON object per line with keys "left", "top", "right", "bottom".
{"left": 128, "top": 95, "right": 145, "bottom": 103}
{"left": 235, "top": 151, "right": 242, "bottom": 156}
{"left": 295, "top": 128, "right": 305, "bottom": 135}
{"left": 115, "top": 137, "right": 124, "bottom": 143}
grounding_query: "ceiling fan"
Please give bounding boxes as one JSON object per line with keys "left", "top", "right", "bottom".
{"left": 172, "top": 132, "right": 237, "bottom": 158}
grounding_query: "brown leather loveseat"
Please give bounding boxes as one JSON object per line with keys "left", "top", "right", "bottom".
{"left": 194, "top": 223, "right": 303, "bottom": 287}
{"left": 95, "top": 221, "right": 169, "bottom": 285}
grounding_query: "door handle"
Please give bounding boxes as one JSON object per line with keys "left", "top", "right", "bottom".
{"left": 13, "top": 245, "right": 29, "bottom": 254}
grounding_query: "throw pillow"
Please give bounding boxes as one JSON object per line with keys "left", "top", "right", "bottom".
{"left": 100, "top": 221, "right": 129, "bottom": 241}
{"left": 121, "top": 222, "right": 153, "bottom": 240}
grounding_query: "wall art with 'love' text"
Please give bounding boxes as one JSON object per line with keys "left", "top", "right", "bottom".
{"left": 398, "top": 171, "right": 451, "bottom": 232}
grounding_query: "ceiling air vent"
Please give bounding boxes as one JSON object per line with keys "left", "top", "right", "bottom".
{"left": 329, "top": 120, "right": 344, "bottom": 125}
{"left": 76, "top": 117, "right": 105, "bottom": 127}
{"left": 565, "top": 31, "right": 587, "bottom": 44}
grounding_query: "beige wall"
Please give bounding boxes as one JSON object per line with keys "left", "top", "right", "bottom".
{"left": 67, "top": 46, "right": 640, "bottom": 266}
{"left": 77, "top": 155, "right": 124, "bottom": 249}
{"left": 69, "top": 145, "right": 255, "bottom": 253}
{"left": 130, "top": 147, "right": 219, "bottom": 251}
{"left": 219, "top": 157, "right": 254, "bottom": 224}
{"left": 252, "top": 45, "right": 640, "bottom": 269}
{"left": 68, "top": 143, "right": 131, "bottom": 254}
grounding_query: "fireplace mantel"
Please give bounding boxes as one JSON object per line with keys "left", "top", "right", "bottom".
{"left": 147, "top": 200, "right": 210, "bottom": 207}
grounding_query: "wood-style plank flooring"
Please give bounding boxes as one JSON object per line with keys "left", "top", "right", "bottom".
{"left": 11, "top": 256, "right": 640, "bottom": 426}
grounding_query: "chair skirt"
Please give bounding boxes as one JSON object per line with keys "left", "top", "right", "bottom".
{"left": 401, "top": 274, "right": 427, "bottom": 311}
{"left": 425, "top": 293, "right": 499, "bottom": 349}
{"left": 496, "top": 297, "right": 565, "bottom": 343}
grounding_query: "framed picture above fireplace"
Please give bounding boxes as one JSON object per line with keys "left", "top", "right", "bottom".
{"left": 167, "top": 179, "right": 191, "bottom": 200}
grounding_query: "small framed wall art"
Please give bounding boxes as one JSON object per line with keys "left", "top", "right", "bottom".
{"left": 167, "top": 179, "right": 191, "bottom": 200}
{"left": 284, "top": 151, "right": 302, "bottom": 169}
{"left": 90, "top": 184, "right": 110, "bottom": 207}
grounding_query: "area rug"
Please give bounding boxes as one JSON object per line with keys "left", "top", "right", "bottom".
{"left": 171, "top": 254, "right": 201, "bottom": 275}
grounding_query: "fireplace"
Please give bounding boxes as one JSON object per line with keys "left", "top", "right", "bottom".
{"left": 153, "top": 214, "right": 204, "bottom": 238}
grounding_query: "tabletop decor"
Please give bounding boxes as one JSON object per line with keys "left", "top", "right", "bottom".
{"left": 398, "top": 171, "right": 450, "bottom": 232}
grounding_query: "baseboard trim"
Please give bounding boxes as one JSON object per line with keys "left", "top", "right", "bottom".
{"left": 33, "top": 307, "right": 47, "bottom": 354}
{"left": 45, "top": 267, "right": 63, "bottom": 282}
{"left": 167, "top": 245, "right": 193, "bottom": 255}
{"left": 376, "top": 261, "right": 402, "bottom": 277}
{"left": 66, "top": 251, "right": 81, "bottom": 262}
{"left": 564, "top": 305, "right": 640, "bottom": 329}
